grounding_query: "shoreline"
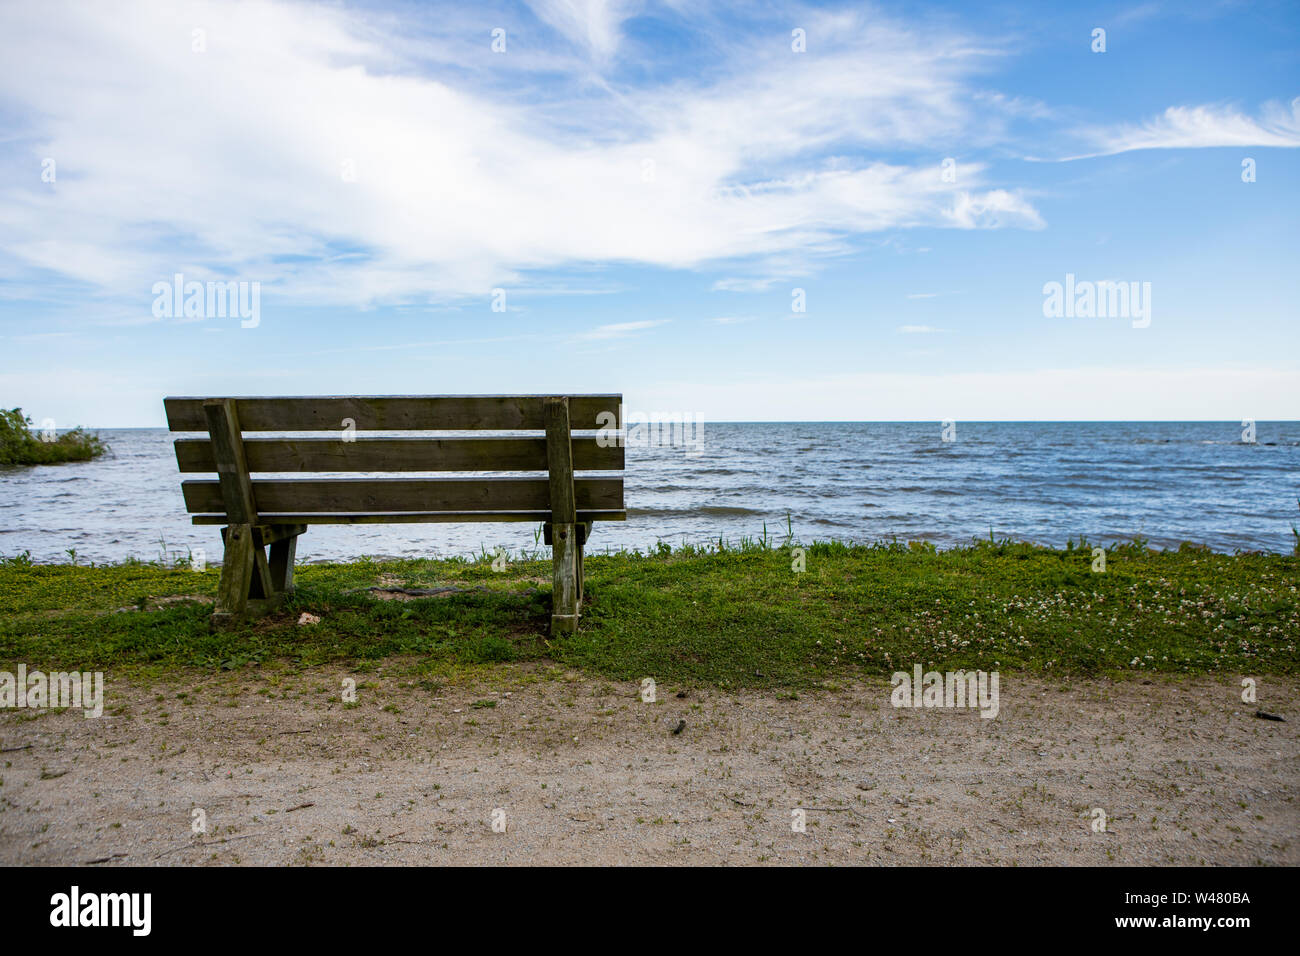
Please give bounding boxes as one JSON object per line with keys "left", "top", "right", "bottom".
{"left": 6, "top": 529, "right": 1300, "bottom": 568}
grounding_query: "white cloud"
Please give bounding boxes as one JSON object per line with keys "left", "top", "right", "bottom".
{"left": 525, "top": 0, "right": 642, "bottom": 61}
{"left": 897, "top": 325, "right": 942, "bottom": 334}
{"left": 712, "top": 277, "right": 783, "bottom": 293}
{"left": 0, "top": 0, "right": 1043, "bottom": 310}
{"left": 944, "top": 189, "right": 1044, "bottom": 229}
{"left": 1063, "top": 98, "right": 1300, "bottom": 159}
{"left": 577, "top": 319, "right": 669, "bottom": 339}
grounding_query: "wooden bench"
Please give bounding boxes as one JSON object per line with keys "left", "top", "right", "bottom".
{"left": 164, "top": 395, "right": 625, "bottom": 634}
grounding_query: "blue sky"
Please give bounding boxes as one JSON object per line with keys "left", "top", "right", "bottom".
{"left": 0, "top": 0, "right": 1297, "bottom": 425}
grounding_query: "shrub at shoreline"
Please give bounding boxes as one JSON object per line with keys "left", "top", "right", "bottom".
{"left": 0, "top": 407, "right": 107, "bottom": 466}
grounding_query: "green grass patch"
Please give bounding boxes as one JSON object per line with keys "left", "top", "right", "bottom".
{"left": 0, "top": 539, "right": 1295, "bottom": 688}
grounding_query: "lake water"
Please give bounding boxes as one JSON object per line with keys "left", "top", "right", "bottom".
{"left": 2, "top": 421, "right": 1297, "bottom": 564}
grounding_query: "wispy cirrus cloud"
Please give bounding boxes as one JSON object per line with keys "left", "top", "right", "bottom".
{"left": 1054, "top": 98, "right": 1300, "bottom": 160}
{"left": 577, "top": 319, "right": 669, "bottom": 339}
{"left": 524, "top": 0, "right": 643, "bottom": 62}
{"left": 712, "top": 277, "right": 783, "bottom": 293}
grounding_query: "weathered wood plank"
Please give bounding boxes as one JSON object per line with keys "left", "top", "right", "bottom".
{"left": 203, "top": 400, "right": 274, "bottom": 606}
{"left": 546, "top": 520, "right": 589, "bottom": 600}
{"left": 267, "top": 534, "right": 298, "bottom": 593}
{"left": 202, "top": 399, "right": 258, "bottom": 525}
{"left": 252, "top": 523, "right": 308, "bottom": 546}
{"left": 191, "top": 510, "right": 625, "bottom": 525}
{"left": 545, "top": 397, "right": 577, "bottom": 525}
{"left": 545, "top": 398, "right": 580, "bottom": 631}
{"left": 181, "top": 477, "right": 623, "bottom": 514}
{"left": 214, "top": 523, "right": 255, "bottom": 622}
{"left": 543, "top": 521, "right": 594, "bottom": 545}
{"left": 222, "top": 521, "right": 274, "bottom": 602}
{"left": 550, "top": 523, "right": 579, "bottom": 634}
{"left": 576, "top": 536, "right": 585, "bottom": 602}
{"left": 165, "top": 395, "right": 621, "bottom": 432}
{"left": 174, "top": 436, "right": 623, "bottom": 473}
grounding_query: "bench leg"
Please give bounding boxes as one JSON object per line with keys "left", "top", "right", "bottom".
{"left": 268, "top": 533, "right": 298, "bottom": 594}
{"left": 213, "top": 524, "right": 256, "bottom": 627}
{"left": 575, "top": 521, "right": 592, "bottom": 608}
{"left": 576, "top": 537, "right": 584, "bottom": 604}
{"left": 550, "top": 522, "right": 580, "bottom": 634}
{"left": 213, "top": 524, "right": 301, "bottom": 628}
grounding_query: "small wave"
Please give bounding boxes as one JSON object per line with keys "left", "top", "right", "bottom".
{"left": 628, "top": 505, "right": 765, "bottom": 518}
{"left": 626, "top": 484, "right": 709, "bottom": 493}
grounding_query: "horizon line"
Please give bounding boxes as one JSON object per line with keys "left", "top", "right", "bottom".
{"left": 74, "top": 418, "right": 1300, "bottom": 429}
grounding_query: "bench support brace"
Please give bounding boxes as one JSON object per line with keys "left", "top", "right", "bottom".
{"left": 213, "top": 523, "right": 306, "bottom": 626}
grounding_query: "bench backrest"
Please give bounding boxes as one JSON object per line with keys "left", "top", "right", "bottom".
{"left": 164, "top": 395, "right": 625, "bottom": 525}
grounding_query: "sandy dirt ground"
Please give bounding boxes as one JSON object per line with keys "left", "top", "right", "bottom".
{"left": 1, "top": 665, "right": 1295, "bottom": 866}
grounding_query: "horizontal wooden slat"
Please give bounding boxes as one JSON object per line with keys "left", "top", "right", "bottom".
{"left": 190, "top": 510, "right": 626, "bottom": 525}
{"left": 174, "top": 436, "right": 623, "bottom": 473}
{"left": 181, "top": 477, "right": 623, "bottom": 515}
{"left": 164, "top": 395, "right": 621, "bottom": 432}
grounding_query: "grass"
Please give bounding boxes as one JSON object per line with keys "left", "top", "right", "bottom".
{"left": 0, "top": 407, "right": 107, "bottom": 466}
{"left": 1, "top": 536, "right": 1296, "bottom": 688}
